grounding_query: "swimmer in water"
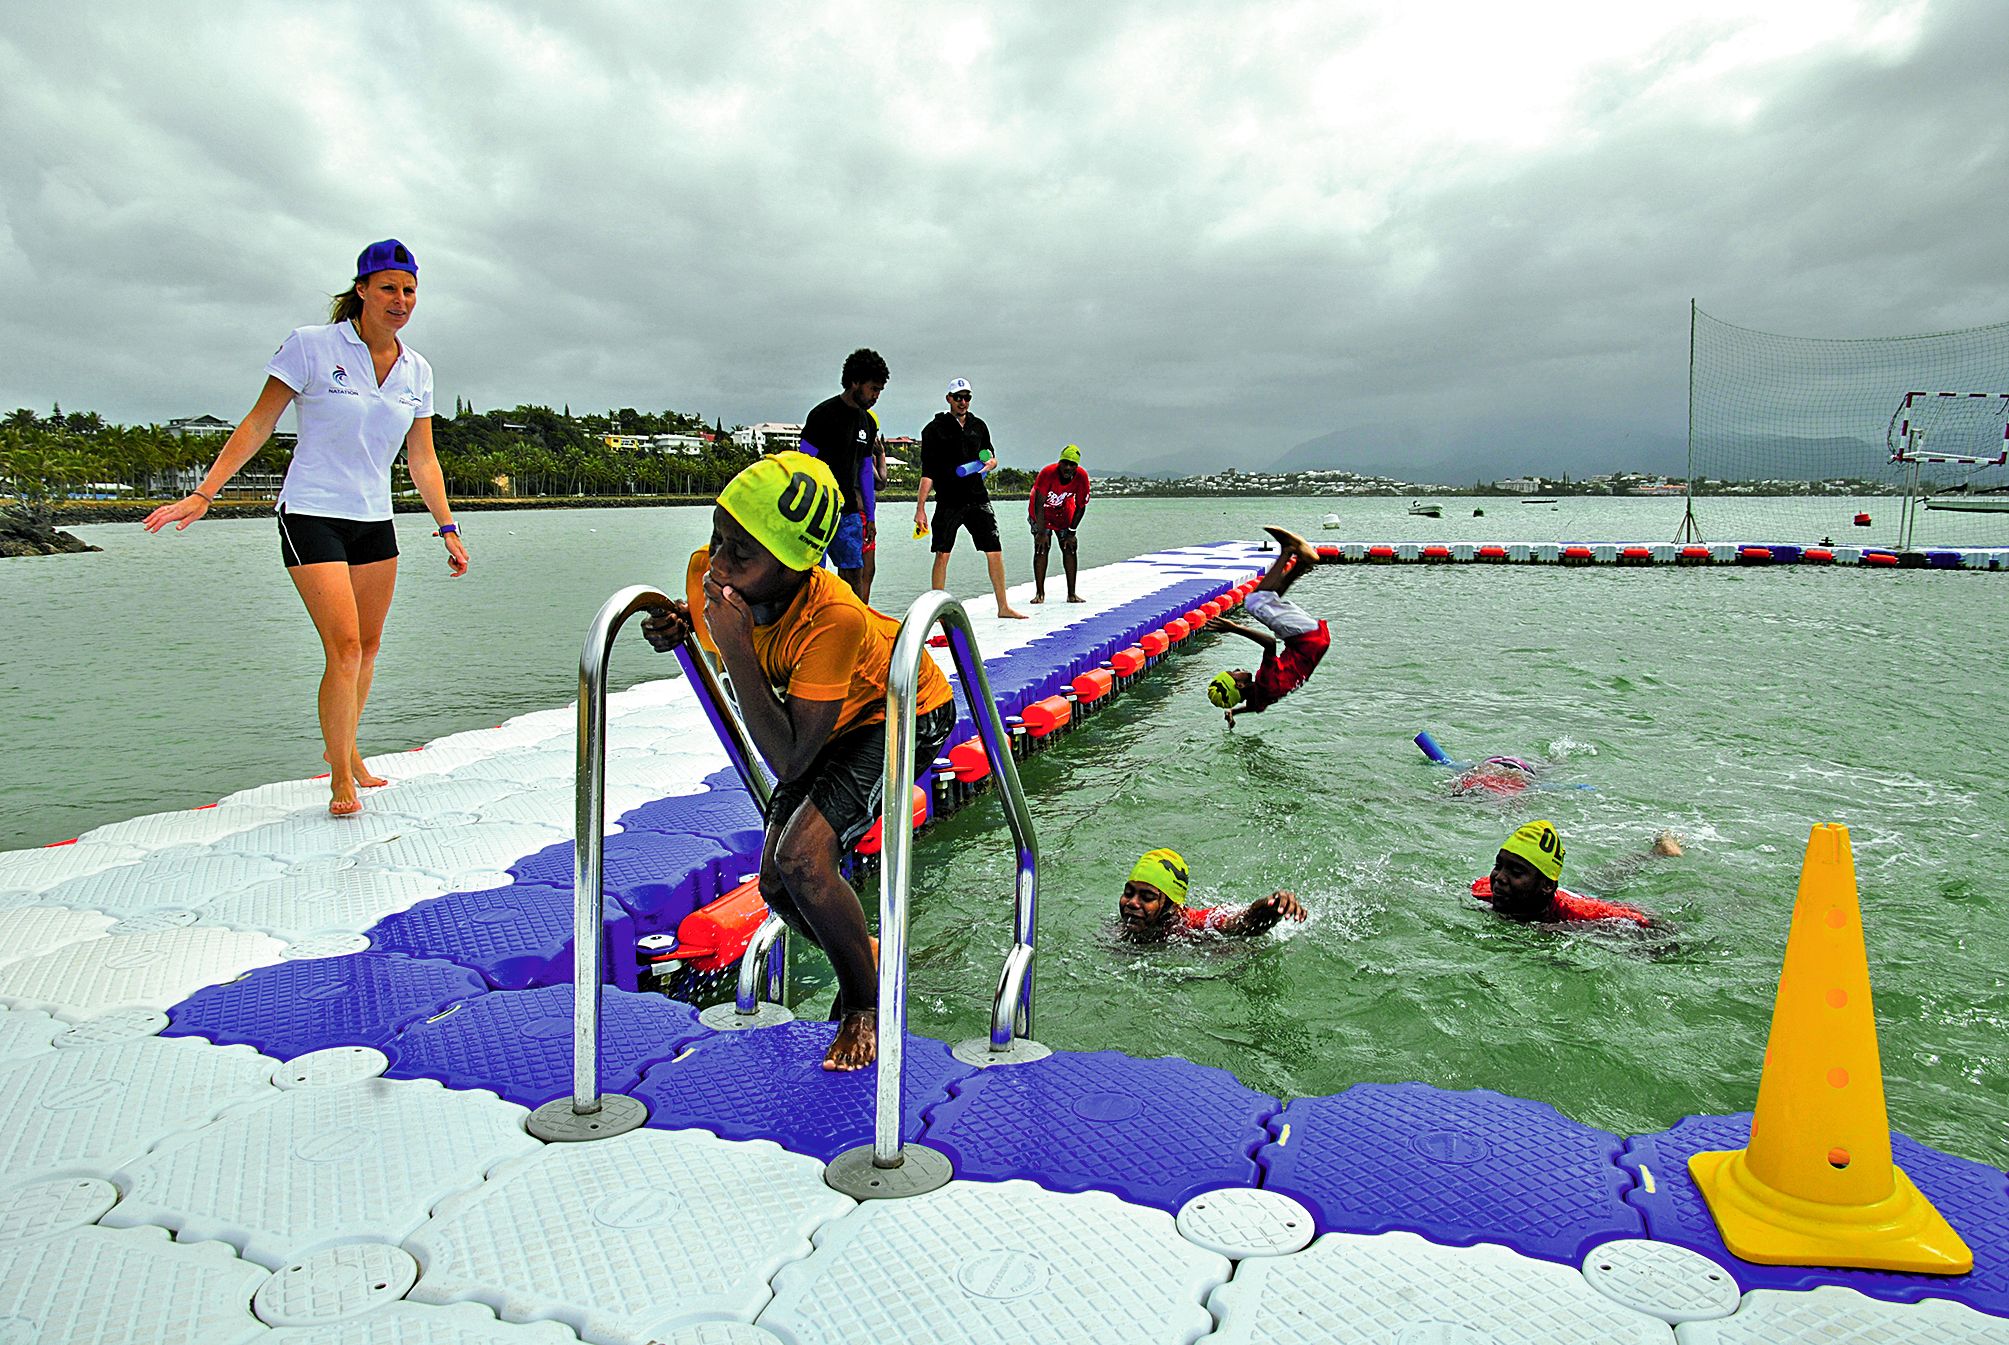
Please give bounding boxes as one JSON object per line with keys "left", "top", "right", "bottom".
{"left": 1452, "top": 755, "right": 1538, "bottom": 797}
{"left": 1207, "top": 526, "right": 1330, "bottom": 728}
{"left": 1474, "top": 820, "right": 1669, "bottom": 927}
{"left": 1118, "top": 848, "right": 1308, "bottom": 943}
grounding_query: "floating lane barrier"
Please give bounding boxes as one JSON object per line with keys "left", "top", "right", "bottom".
{"left": 1304, "top": 540, "right": 2009, "bottom": 570}
{"left": 0, "top": 541, "right": 2003, "bottom": 1339}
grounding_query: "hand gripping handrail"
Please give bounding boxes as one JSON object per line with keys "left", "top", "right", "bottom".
{"left": 825, "top": 590, "right": 1042, "bottom": 1199}
{"left": 526, "top": 584, "right": 670, "bottom": 1142}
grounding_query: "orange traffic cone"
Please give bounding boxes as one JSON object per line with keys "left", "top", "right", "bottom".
{"left": 1689, "top": 823, "right": 1971, "bottom": 1273}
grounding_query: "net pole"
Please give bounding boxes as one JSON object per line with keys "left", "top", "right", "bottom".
{"left": 1676, "top": 298, "right": 1702, "bottom": 543}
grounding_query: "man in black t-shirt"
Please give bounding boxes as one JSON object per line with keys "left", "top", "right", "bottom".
{"left": 915, "top": 377, "right": 1027, "bottom": 619}
{"left": 798, "top": 347, "right": 887, "bottom": 596}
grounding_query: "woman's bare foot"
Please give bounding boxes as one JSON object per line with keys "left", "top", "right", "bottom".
{"left": 823, "top": 1009, "right": 878, "bottom": 1071}
{"left": 1031, "top": 593, "right": 1046, "bottom": 604}
{"left": 1000, "top": 607, "right": 1030, "bottom": 619}
{"left": 328, "top": 779, "right": 363, "bottom": 817}
{"left": 331, "top": 751, "right": 388, "bottom": 789}
{"left": 1067, "top": 593, "right": 1086, "bottom": 602}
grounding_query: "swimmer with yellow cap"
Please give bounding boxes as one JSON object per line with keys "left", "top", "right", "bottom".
{"left": 1118, "top": 847, "right": 1308, "bottom": 942}
{"left": 642, "top": 453, "right": 959, "bottom": 1073}
{"left": 1480, "top": 820, "right": 1660, "bottom": 926}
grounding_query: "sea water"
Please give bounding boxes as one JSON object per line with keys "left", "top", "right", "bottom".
{"left": 4, "top": 498, "right": 2003, "bottom": 1166}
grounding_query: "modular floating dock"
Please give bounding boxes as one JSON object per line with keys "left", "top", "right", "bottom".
{"left": 0, "top": 540, "right": 2003, "bottom": 1343}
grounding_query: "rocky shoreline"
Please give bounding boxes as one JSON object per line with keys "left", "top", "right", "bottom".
{"left": 1, "top": 516, "right": 102, "bottom": 557}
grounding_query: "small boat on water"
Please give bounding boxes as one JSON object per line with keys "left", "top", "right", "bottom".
{"left": 1320, "top": 513, "right": 1341, "bottom": 529}
{"left": 1407, "top": 501, "right": 1442, "bottom": 518}
{"left": 1521, "top": 497, "right": 1557, "bottom": 505}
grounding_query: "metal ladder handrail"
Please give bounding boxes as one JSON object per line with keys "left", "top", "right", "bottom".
{"left": 527, "top": 583, "right": 783, "bottom": 1141}
{"left": 671, "top": 643, "right": 793, "bottom": 1022}
{"left": 827, "top": 589, "right": 1041, "bottom": 1194}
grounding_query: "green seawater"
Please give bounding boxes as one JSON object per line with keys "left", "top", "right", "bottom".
{"left": 4, "top": 498, "right": 2004, "bottom": 1165}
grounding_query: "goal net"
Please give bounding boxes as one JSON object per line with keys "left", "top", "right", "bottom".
{"left": 1684, "top": 305, "right": 2009, "bottom": 548}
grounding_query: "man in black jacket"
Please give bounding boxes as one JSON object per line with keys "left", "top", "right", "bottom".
{"left": 914, "top": 377, "right": 1027, "bottom": 619}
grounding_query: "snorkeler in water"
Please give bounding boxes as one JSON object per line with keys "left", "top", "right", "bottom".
{"left": 1207, "top": 527, "right": 1330, "bottom": 728}
{"left": 1472, "top": 820, "right": 1676, "bottom": 928}
{"left": 1118, "top": 848, "right": 1308, "bottom": 942}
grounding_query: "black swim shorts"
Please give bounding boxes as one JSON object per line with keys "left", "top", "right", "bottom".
{"left": 767, "top": 700, "right": 956, "bottom": 850}
{"left": 930, "top": 499, "right": 1002, "bottom": 555}
{"left": 277, "top": 506, "right": 400, "bottom": 568}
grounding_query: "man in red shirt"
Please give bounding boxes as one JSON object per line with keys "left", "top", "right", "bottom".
{"left": 1207, "top": 527, "right": 1329, "bottom": 728}
{"left": 1026, "top": 444, "right": 1091, "bottom": 603}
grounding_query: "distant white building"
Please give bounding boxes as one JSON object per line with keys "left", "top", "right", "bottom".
{"left": 1498, "top": 476, "right": 1543, "bottom": 493}
{"left": 733, "top": 422, "right": 804, "bottom": 453}
{"left": 167, "top": 415, "right": 233, "bottom": 437}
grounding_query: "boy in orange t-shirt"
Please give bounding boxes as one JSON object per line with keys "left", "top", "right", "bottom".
{"left": 643, "top": 452, "right": 956, "bottom": 1071}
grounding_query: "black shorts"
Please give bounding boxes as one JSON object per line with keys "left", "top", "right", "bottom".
{"left": 767, "top": 700, "right": 956, "bottom": 850}
{"left": 278, "top": 507, "right": 399, "bottom": 568}
{"left": 931, "top": 499, "right": 1002, "bottom": 555}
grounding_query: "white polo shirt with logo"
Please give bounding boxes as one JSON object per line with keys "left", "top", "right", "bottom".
{"left": 266, "top": 321, "right": 434, "bottom": 522}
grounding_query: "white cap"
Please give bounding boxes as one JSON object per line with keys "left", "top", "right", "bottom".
{"left": 946, "top": 377, "right": 972, "bottom": 395}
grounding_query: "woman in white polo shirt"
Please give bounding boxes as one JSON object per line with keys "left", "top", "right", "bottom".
{"left": 144, "top": 239, "right": 469, "bottom": 817}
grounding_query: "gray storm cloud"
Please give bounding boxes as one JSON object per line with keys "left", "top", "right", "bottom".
{"left": 2, "top": 0, "right": 2004, "bottom": 479}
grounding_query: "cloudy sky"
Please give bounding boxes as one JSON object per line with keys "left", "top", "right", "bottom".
{"left": 3, "top": 1, "right": 2004, "bottom": 476}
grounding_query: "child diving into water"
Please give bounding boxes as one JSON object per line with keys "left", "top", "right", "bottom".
{"left": 642, "top": 452, "right": 957, "bottom": 1072}
{"left": 1117, "top": 848, "right": 1307, "bottom": 942}
{"left": 1207, "top": 527, "right": 1330, "bottom": 728}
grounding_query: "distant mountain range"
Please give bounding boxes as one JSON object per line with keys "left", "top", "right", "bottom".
{"left": 1108, "top": 420, "right": 1690, "bottom": 483}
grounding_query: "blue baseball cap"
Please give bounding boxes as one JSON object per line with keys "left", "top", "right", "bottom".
{"left": 355, "top": 239, "right": 418, "bottom": 278}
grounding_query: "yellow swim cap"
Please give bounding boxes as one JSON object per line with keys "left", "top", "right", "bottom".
{"left": 717, "top": 452, "right": 842, "bottom": 571}
{"left": 1059, "top": 444, "right": 1081, "bottom": 464}
{"left": 1128, "top": 848, "right": 1190, "bottom": 905}
{"left": 1500, "top": 820, "right": 1565, "bottom": 881}
{"left": 1207, "top": 671, "right": 1243, "bottom": 709}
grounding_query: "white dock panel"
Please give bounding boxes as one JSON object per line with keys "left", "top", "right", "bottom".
{"left": 263, "top": 1302, "right": 587, "bottom": 1342}
{"left": 0, "top": 841, "right": 147, "bottom": 894}
{"left": 206, "top": 861, "right": 448, "bottom": 941}
{"left": 0, "top": 1176, "right": 120, "bottom": 1242}
{"left": 409, "top": 1128, "right": 849, "bottom": 1344}
{"left": 759, "top": 1179, "right": 1227, "bottom": 1345}
{"left": 1201, "top": 1231, "right": 1671, "bottom": 1344}
{"left": 0, "top": 902, "right": 117, "bottom": 967}
{"left": 0, "top": 1034, "right": 277, "bottom": 1184}
{"left": 0, "top": 1002, "right": 63, "bottom": 1068}
{"left": 0, "top": 1226, "right": 268, "bottom": 1345}
{"left": 1675, "top": 1285, "right": 2007, "bottom": 1343}
{"left": 37, "top": 848, "right": 287, "bottom": 917}
{"left": 0, "top": 925, "right": 286, "bottom": 1020}
{"left": 104, "top": 1076, "right": 538, "bottom": 1268}
{"left": 78, "top": 803, "right": 291, "bottom": 851}
{"left": 454, "top": 750, "right": 579, "bottom": 787}
{"left": 364, "top": 776, "right": 530, "bottom": 817}
{"left": 343, "top": 822, "right": 564, "bottom": 885}
{"left": 217, "top": 810, "right": 431, "bottom": 865}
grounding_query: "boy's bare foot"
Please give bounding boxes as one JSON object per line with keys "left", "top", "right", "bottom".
{"left": 1031, "top": 593, "right": 1046, "bottom": 604}
{"left": 1000, "top": 607, "right": 1030, "bottom": 619}
{"left": 823, "top": 1009, "right": 878, "bottom": 1071}
{"left": 1263, "top": 526, "right": 1318, "bottom": 568}
{"left": 1067, "top": 593, "right": 1085, "bottom": 602}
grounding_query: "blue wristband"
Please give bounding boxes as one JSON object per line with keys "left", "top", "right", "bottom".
{"left": 435, "top": 523, "right": 459, "bottom": 537}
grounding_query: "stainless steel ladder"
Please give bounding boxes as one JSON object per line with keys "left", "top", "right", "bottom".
{"left": 824, "top": 589, "right": 1045, "bottom": 1200}
{"left": 526, "top": 583, "right": 780, "bottom": 1141}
